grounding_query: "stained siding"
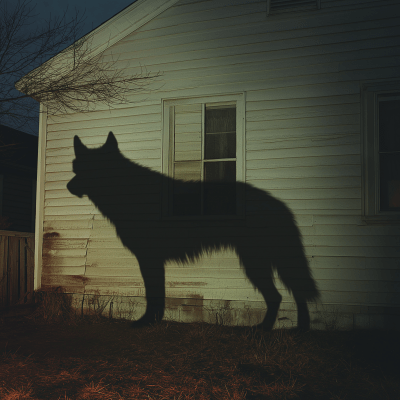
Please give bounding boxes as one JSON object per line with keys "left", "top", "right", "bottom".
{"left": 42, "top": 0, "right": 400, "bottom": 326}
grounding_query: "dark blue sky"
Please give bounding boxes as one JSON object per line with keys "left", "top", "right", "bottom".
{"left": 3, "top": 0, "right": 135, "bottom": 134}
{"left": 34, "top": 0, "right": 135, "bottom": 37}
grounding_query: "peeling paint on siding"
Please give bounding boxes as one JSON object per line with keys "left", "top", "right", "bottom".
{"left": 43, "top": 231, "right": 60, "bottom": 240}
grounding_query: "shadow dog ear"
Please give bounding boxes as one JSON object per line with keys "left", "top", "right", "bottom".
{"left": 74, "top": 135, "right": 88, "bottom": 157}
{"left": 105, "top": 131, "right": 119, "bottom": 150}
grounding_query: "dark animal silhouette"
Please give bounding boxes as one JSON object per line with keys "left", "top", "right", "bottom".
{"left": 67, "top": 132, "right": 319, "bottom": 329}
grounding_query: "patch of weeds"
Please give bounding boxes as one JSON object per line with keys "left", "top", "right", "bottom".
{"left": 85, "top": 291, "right": 114, "bottom": 322}
{"left": 204, "top": 301, "right": 235, "bottom": 326}
{"left": 112, "top": 295, "right": 137, "bottom": 321}
{"left": 27, "top": 287, "right": 76, "bottom": 324}
{"left": 313, "top": 302, "right": 341, "bottom": 331}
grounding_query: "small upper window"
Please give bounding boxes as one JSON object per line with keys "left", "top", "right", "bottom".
{"left": 162, "top": 94, "right": 245, "bottom": 218}
{"left": 362, "top": 82, "right": 400, "bottom": 222}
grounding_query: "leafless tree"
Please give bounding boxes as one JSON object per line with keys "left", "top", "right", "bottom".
{"left": 0, "top": 0, "right": 158, "bottom": 132}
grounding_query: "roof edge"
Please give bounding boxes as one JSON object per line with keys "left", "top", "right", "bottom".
{"left": 81, "top": 0, "right": 180, "bottom": 61}
{"left": 16, "top": 0, "right": 180, "bottom": 93}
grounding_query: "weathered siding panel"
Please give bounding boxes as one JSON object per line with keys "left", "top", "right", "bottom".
{"left": 41, "top": 0, "right": 400, "bottom": 329}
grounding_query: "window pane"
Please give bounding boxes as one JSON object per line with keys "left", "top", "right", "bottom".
{"left": 205, "top": 108, "right": 236, "bottom": 159}
{"left": 379, "top": 99, "right": 400, "bottom": 152}
{"left": 380, "top": 154, "right": 400, "bottom": 211}
{"left": 173, "top": 161, "right": 201, "bottom": 215}
{"left": 174, "top": 104, "right": 202, "bottom": 161}
{"left": 204, "top": 161, "right": 236, "bottom": 215}
{"left": 174, "top": 161, "right": 201, "bottom": 182}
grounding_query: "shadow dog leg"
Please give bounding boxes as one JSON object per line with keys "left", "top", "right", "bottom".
{"left": 131, "top": 259, "right": 165, "bottom": 327}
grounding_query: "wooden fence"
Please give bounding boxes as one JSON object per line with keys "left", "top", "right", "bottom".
{"left": 0, "top": 230, "right": 35, "bottom": 307}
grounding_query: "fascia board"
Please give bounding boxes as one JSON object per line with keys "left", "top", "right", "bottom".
{"left": 87, "top": 0, "right": 180, "bottom": 55}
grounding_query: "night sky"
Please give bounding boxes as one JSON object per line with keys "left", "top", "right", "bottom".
{"left": 4, "top": 0, "right": 136, "bottom": 134}
{"left": 34, "top": 0, "right": 135, "bottom": 37}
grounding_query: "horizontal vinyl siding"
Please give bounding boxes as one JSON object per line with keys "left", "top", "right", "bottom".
{"left": 42, "top": 0, "right": 400, "bottom": 314}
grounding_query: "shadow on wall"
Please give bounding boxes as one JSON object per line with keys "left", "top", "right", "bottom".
{"left": 67, "top": 132, "right": 320, "bottom": 330}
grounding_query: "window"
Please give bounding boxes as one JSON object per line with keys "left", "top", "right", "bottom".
{"left": 362, "top": 81, "right": 400, "bottom": 222}
{"left": 162, "top": 94, "right": 245, "bottom": 218}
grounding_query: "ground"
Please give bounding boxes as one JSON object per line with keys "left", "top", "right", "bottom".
{"left": 0, "top": 302, "right": 399, "bottom": 400}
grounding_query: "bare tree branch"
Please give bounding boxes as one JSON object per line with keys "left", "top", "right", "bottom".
{"left": 17, "top": 35, "right": 160, "bottom": 115}
{"left": 0, "top": 0, "right": 159, "bottom": 132}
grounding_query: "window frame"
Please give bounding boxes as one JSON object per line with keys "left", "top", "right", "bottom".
{"left": 162, "top": 93, "right": 246, "bottom": 219}
{"left": 362, "top": 80, "right": 400, "bottom": 224}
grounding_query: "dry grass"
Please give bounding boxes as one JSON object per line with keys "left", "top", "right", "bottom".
{"left": 0, "top": 292, "right": 399, "bottom": 400}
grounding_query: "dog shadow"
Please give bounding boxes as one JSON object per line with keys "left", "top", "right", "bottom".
{"left": 67, "top": 132, "right": 320, "bottom": 329}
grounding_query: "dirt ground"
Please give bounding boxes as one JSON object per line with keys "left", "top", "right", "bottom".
{"left": 0, "top": 305, "right": 400, "bottom": 400}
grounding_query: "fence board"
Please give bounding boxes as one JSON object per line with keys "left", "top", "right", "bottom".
{"left": 26, "top": 237, "right": 35, "bottom": 302}
{"left": 19, "top": 237, "right": 26, "bottom": 302}
{"left": 0, "top": 230, "right": 35, "bottom": 307}
{"left": 8, "top": 237, "right": 19, "bottom": 305}
{"left": 0, "top": 236, "right": 8, "bottom": 306}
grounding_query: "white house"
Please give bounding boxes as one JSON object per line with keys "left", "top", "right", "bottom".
{"left": 18, "top": 0, "right": 400, "bottom": 329}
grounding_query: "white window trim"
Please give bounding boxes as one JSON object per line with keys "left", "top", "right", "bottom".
{"left": 34, "top": 103, "right": 47, "bottom": 289}
{"left": 162, "top": 93, "right": 246, "bottom": 219}
{"left": 31, "top": 178, "right": 36, "bottom": 233}
{"left": 361, "top": 80, "right": 400, "bottom": 224}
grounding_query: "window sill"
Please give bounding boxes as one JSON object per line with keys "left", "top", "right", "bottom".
{"left": 362, "top": 214, "right": 400, "bottom": 225}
